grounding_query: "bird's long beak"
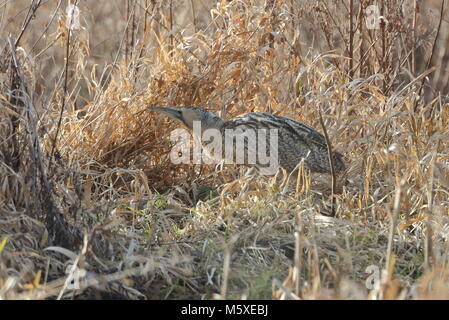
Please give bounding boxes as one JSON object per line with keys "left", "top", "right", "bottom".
{"left": 148, "top": 106, "right": 183, "bottom": 122}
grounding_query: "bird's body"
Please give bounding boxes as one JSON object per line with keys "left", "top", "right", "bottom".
{"left": 149, "top": 106, "right": 346, "bottom": 175}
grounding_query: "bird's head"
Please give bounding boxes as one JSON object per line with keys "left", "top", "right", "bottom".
{"left": 148, "top": 106, "right": 224, "bottom": 132}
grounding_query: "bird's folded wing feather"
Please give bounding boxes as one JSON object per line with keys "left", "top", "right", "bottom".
{"left": 226, "top": 112, "right": 328, "bottom": 149}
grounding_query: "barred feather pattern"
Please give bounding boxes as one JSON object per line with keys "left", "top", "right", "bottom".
{"left": 223, "top": 112, "right": 346, "bottom": 173}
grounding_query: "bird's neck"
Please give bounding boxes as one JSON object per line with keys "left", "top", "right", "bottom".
{"left": 199, "top": 117, "right": 225, "bottom": 133}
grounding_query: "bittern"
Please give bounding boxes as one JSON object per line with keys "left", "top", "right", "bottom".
{"left": 149, "top": 106, "right": 346, "bottom": 175}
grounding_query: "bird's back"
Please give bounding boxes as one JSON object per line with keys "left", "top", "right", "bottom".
{"left": 230, "top": 112, "right": 327, "bottom": 145}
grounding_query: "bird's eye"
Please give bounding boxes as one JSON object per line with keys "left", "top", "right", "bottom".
{"left": 178, "top": 152, "right": 183, "bottom": 157}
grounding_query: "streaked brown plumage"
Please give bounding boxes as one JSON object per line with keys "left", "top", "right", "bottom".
{"left": 148, "top": 106, "right": 346, "bottom": 174}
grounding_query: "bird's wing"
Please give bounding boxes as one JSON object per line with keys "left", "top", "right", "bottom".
{"left": 228, "top": 112, "right": 328, "bottom": 149}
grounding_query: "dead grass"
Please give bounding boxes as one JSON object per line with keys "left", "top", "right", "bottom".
{"left": 0, "top": 0, "right": 449, "bottom": 300}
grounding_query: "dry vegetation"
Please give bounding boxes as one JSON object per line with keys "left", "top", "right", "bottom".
{"left": 0, "top": 0, "right": 449, "bottom": 300}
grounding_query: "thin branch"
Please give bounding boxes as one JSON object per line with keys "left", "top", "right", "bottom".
{"left": 414, "top": 0, "right": 445, "bottom": 112}
{"left": 349, "top": 0, "right": 354, "bottom": 79}
{"left": 15, "top": 0, "right": 43, "bottom": 47}
{"left": 50, "top": 0, "right": 79, "bottom": 167}
{"left": 318, "top": 107, "right": 337, "bottom": 217}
